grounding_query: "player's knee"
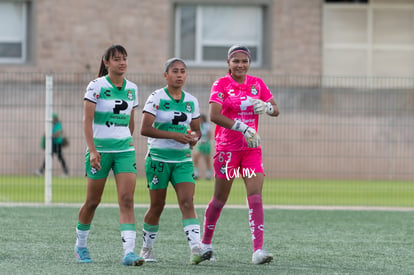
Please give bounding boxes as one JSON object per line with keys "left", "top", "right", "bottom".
{"left": 85, "top": 198, "right": 101, "bottom": 210}
{"left": 119, "top": 194, "right": 134, "bottom": 209}
{"left": 178, "top": 198, "right": 194, "bottom": 211}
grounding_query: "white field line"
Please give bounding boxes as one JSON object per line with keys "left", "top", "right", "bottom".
{"left": 0, "top": 202, "right": 413, "bottom": 212}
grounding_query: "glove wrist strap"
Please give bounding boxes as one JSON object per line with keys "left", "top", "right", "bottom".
{"left": 231, "top": 120, "right": 249, "bottom": 133}
{"left": 265, "top": 102, "right": 274, "bottom": 115}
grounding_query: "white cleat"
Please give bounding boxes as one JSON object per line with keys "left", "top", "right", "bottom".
{"left": 139, "top": 247, "right": 157, "bottom": 262}
{"left": 252, "top": 249, "right": 273, "bottom": 264}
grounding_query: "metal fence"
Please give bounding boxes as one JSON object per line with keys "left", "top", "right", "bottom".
{"left": 1, "top": 73, "right": 414, "bottom": 202}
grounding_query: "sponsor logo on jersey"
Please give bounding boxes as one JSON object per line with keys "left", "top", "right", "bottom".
{"left": 163, "top": 102, "right": 170, "bottom": 110}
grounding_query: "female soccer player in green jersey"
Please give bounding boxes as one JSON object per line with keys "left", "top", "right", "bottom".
{"left": 139, "top": 58, "right": 212, "bottom": 264}
{"left": 74, "top": 45, "right": 144, "bottom": 266}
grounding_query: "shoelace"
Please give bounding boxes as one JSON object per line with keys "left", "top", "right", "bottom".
{"left": 79, "top": 249, "right": 90, "bottom": 259}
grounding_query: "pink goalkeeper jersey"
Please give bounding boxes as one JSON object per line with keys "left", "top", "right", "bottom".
{"left": 209, "top": 73, "right": 273, "bottom": 151}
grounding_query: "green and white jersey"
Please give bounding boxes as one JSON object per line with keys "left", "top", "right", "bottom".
{"left": 143, "top": 87, "right": 200, "bottom": 163}
{"left": 84, "top": 75, "right": 138, "bottom": 153}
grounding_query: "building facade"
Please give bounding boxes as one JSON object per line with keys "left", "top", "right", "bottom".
{"left": 1, "top": 0, "right": 323, "bottom": 76}
{"left": 2, "top": 0, "right": 414, "bottom": 77}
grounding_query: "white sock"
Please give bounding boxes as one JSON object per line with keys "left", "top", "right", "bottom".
{"left": 75, "top": 228, "right": 89, "bottom": 248}
{"left": 121, "top": 230, "right": 136, "bottom": 255}
{"left": 142, "top": 229, "right": 158, "bottom": 248}
{"left": 183, "top": 224, "right": 201, "bottom": 250}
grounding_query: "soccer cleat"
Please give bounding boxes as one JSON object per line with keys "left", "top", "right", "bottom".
{"left": 191, "top": 246, "right": 213, "bottom": 265}
{"left": 252, "top": 249, "right": 273, "bottom": 264}
{"left": 139, "top": 247, "right": 157, "bottom": 262}
{"left": 202, "top": 244, "right": 215, "bottom": 261}
{"left": 74, "top": 246, "right": 92, "bottom": 263}
{"left": 121, "top": 252, "right": 145, "bottom": 266}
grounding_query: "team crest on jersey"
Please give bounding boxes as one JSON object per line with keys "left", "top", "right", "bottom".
{"left": 185, "top": 102, "right": 192, "bottom": 112}
{"left": 127, "top": 90, "right": 133, "bottom": 100}
{"left": 250, "top": 85, "right": 258, "bottom": 95}
{"left": 151, "top": 175, "right": 159, "bottom": 185}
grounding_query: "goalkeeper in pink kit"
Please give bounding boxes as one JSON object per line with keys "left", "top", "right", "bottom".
{"left": 201, "top": 45, "right": 279, "bottom": 264}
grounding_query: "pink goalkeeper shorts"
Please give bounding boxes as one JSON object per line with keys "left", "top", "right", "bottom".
{"left": 213, "top": 148, "right": 264, "bottom": 180}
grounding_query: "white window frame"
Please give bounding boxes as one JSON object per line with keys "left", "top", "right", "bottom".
{"left": 0, "top": 1, "right": 27, "bottom": 64}
{"left": 174, "top": 4, "right": 264, "bottom": 68}
{"left": 323, "top": 1, "right": 414, "bottom": 81}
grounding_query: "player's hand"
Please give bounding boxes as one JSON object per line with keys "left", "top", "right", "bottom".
{"left": 89, "top": 150, "right": 101, "bottom": 170}
{"left": 231, "top": 120, "right": 260, "bottom": 148}
{"left": 175, "top": 133, "right": 194, "bottom": 144}
{"left": 243, "top": 127, "right": 260, "bottom": 148}
{"left": 251, "top": 98, "right": 266, "bottom": 114}
{"left": 251, "top": 99, "right": 274, "bottom": 115}
{"left": 187, "top": 129, "right": 199, "bottom": 148}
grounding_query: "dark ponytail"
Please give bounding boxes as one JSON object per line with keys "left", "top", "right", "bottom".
{"left": 97, "top": 59, "right": 108, "bottom": 77}
{"left": 97, "top": 45, "right": 128, "bottom": 77}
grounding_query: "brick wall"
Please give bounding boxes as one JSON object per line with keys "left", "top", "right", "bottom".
{"left": 0, "top": 0, "right": 323, "bottom": 76}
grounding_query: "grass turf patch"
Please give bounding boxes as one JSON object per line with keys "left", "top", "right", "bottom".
{"left": 0, "top": 176, "right": 413, "bottom": 207}
{"left": 0, "top": 206, "right": 413, "bottom": 274}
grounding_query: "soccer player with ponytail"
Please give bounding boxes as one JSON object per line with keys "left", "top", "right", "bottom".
{"left": 74, "top": 45, "right": 144, "bottom": 266}
{"left": 201, "top": 45, "right": 279, "bottom": 264}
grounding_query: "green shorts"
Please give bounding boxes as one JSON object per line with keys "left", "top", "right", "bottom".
{"left": 85, "top": 150, "right": 137, "bottom": 180}
{"left": 145, "top": 155, "right": 195, "bottom": 190}
{"left": 195, "top": 141, "right": 211, "bottom": 155}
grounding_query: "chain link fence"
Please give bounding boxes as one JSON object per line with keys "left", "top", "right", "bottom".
{"left": 1, "top": 73, "right": 414, "bottom": 203}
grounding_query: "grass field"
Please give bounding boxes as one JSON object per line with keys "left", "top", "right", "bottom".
{"left": 1, "top": 206, "right": 413, "bottom": 274}
{"left": 0, "top": 176, "right": 413, "bottom": 207}
{"left": 1, "top": 176, "right": 413, "bottom": 274}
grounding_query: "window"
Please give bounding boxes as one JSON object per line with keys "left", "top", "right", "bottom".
{"left": 326, "top": 0, "right": 368, "bottom": 3}
{"left": 0, "top": 1, "right": 28, "bottom": 63}
{"left": 174, "top": 4, "right": 265, "bottom": 67}
{"left": 323, "top": 1, "right": 414, "bottom": 77}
